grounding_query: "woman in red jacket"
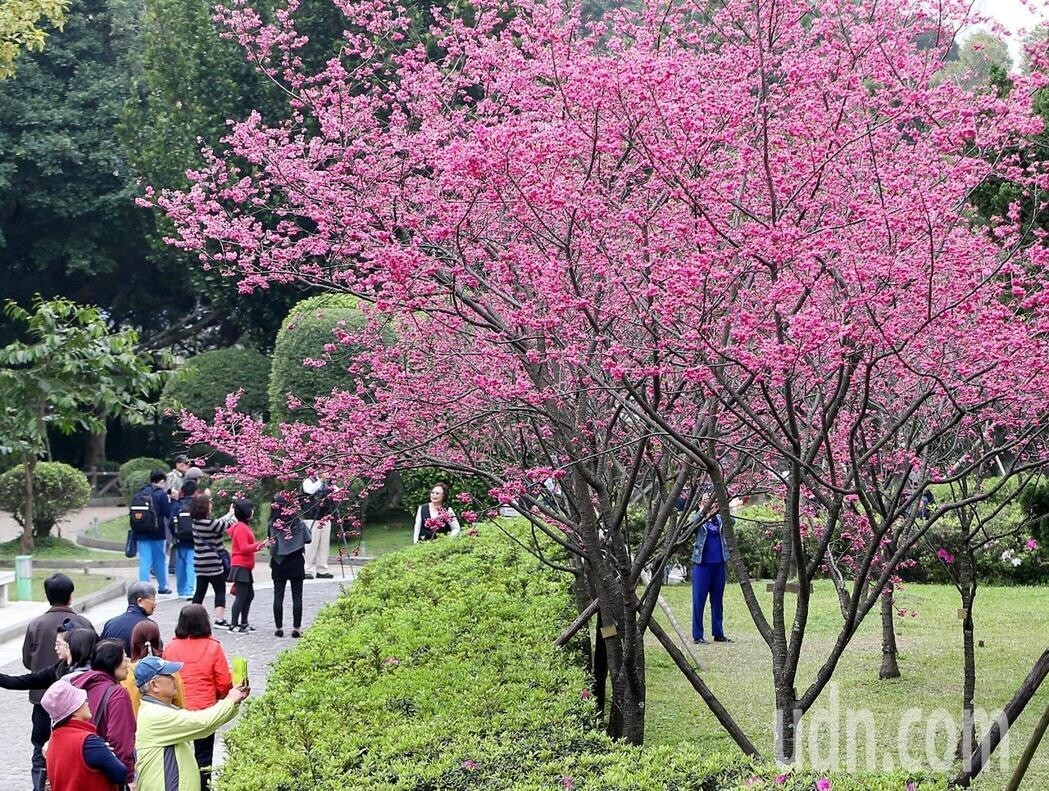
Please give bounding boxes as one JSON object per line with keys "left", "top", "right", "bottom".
{"left": 163, "top": 603, "right": 233, "bottom": 790}
{"left": 227, "top": 499, "right": 272, "bottom": 633}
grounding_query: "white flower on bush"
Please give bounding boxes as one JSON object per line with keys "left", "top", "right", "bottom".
{"left": 1001, "top": 549, "right": 1022, "bottom": 567}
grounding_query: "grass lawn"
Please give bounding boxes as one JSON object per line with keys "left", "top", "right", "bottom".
{"left": 0, "top": 535, "right": 115, "bottom": 560}
{"left": 25, "top": 570, "right": 116, "bottom": 602}
{"left": 648, "top": 581, "right": 1049, "bottom": 789}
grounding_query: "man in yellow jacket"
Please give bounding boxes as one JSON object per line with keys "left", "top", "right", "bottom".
{"left": 134, "top": 655, "right": 248, "bottom": 791}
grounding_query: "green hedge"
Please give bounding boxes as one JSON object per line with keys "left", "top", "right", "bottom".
{"left": 219, "top": 531, "right": 944, "bottom": 790}
{"left": 162, "top": 346, "right": 271, "bottom": 421}
{"left": 0, "top": 462, "right": 91, "bottom": 538}
{"left": 118, "top": 456, "right": 168, "bottom": 497}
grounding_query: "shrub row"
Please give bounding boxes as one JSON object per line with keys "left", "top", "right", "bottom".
{"left": 217, "top": 530, "right": 945, "bottom": 790}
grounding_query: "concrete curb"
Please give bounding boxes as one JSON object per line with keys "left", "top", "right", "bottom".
{"left": 0, "top": 577, "right": 127, "bottom": 645}
{"left": 0, "top": 557, "right": 133, "bottom": 569}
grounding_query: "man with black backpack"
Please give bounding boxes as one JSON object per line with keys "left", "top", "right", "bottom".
{"left": 173, "top": 479, "right": 199, "bottom": 598}
{"left": 130, "top": 469, "right": 174, "bottom": 594}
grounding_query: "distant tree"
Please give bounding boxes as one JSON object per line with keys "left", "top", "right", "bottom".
{"left": 938, "top": 31, "right": 1012, "bottom": 90}
{"left": 0, "top": 298, "right": 163, "bottom": 551}
{"left": 0, "top": 0, "right": 68, "bottom": 78}
{"left": 0, "top": 461, "right": 90, "bottom": 538}
{"left": 0, "top": 0, "right": 194, "bottom": 347}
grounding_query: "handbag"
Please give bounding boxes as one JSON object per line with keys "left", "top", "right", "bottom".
{"left": 218, "top": 546, "right": 232, "bottom": 577}
{"left": 124, "top": 529, "right": 138, "bottom": 558}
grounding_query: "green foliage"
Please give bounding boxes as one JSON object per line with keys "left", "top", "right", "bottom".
{"left": 0, "top": 462, "right": 89, "bottom": 538}
{"left": 162, "top": 347, "right": 271, "bottom": 420}
{"left": 732, "top": 502, "right": 783, "bottom": 579}
{"left": 118, "top": 456, "right": 168, "bottom": 497}
{"left": 268, "top": 295, "right": 369, "bottom": 424}
{"left": 0, "top": 0, "right": 193, "bottom": 346}
{"left": 1021, "top": 478, "right": 1049, "bottom": 547}
{"left": 0, "top": 0, "right": 69, "bottom": 79}
{"left": 398, "top": 467, "right": 493, "bottom": 516}
{"left": 219, "top": 529, "right": 944, "bottom": 790}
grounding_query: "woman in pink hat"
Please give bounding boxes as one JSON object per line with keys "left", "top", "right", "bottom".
{"left": 40, "top": 678, "right": 128, "bottom": 791}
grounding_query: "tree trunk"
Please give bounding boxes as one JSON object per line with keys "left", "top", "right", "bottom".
{"left": 775, "top": 685, "right": 800, "bottom": 763}
{"left": 953, "top": 648, "right": 1049, "bottom": 786}
{"left": 956, "top": 549, "right": 977, "bottom": 761}
{"left": 602, "top": 615, "right": 646, "bottom": 745}
{"left": 879, "top": 586, "right": 901, "bottom": 679}
{"left": 84, "top": 416, "right": 108, "bottom": 471}
{"left": 20, "top": 454, "right": 36, "bottom": 553}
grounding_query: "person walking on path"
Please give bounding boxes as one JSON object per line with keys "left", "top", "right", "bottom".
{"left": 40, "top": 679, "right": 128, "bottom": 791}
{"left": 70, "top": 640, "right": 137, "bottom": 789}
{"left": 269, "top": 494, "right": 310, "bottom": 638}
{"left": 299, "top": 474, "right": 335, "bottom": 578}
{"left": 163, "top": 604, "right": 233, "bottom": 790}
{"left": 172, "top": 480, "right": 200, "bottom": 598}
{"left": 227, "top": 499, "right": 271, "bottom": 633}
{"left": 690, "top": 490, "right": 732, "bottom": 645}
{"left": 102, "top": 581, "right": 157, "bottom": 655}
{"left": 135, "top": 656, "right": 248, "bottom": 791}
{"left": 138, "top": 471, "right": 174, "bottom": 594}
{"left": 122, "top": 620, "right": 185, "bottom": 716}
{"left": 21, "top": 573, "right": 94, "bottom": 791}
{"left": 191, "top": 495, "right": 236, "bottom": 627}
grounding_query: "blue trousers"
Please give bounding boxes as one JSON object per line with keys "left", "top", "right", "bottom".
{"left": 692, "top": 562, "right": 727, "bottom": 641}
{"left": 175, "top": 545, "right": 196, "bottom": 597}
{"left": 138, "top": 538, "right": 169, "bottom": 591}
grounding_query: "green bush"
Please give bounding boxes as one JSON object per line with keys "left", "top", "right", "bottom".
{"left": 162, "top": 347, "right": 271, "bottom": 421}
{"left": 0, "top": 462, "right": 91, "bottom": 538}
{"left": 118, "top": 457, "right": 168, "bottom": 498}
{"left": 218, "top": 529, "right": 945, "bottom": 790}
{"left": 268, "top": 294, "right": 370, "bottom": 424}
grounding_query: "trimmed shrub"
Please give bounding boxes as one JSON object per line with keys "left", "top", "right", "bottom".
{"left": 0, "top": 462, "right": 91, "bottom": 538}
{"left": 162, "top": 347, "right": 271, "bottom": 421}
{"left": 118, "top": 457, "right": 168, "bottom": 498}
{"left": 218, "top": 529, "right": 945, "bottom": 790}
{"left": 268, "top": 294, "right": 368, "bottom": 424}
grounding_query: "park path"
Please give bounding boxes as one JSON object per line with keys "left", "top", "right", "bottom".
{"left": 0, "top": 505, "right": 127, "bottom": 544}
{"left": 0, "top": 576, "right": 355, "bottom": 790}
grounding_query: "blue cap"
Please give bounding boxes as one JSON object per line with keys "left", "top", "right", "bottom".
{"left": 134, "top": 655, "right": 183, "bottom": 688}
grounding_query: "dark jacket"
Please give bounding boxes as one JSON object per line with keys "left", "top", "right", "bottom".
{"left": 71, "top": 671, "right": 136, "bottom": 783}
{"left": 21, "top": 605, "right": 93, "bottom": 704}
{"left": 269, "top": 513, "right": 311, "bottom": 561}
{"left": 100, "top": 605, "right": 151, "bottom": 655}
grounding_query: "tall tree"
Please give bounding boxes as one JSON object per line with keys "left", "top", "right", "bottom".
{"left": 0, "top": 298, "right": 163, "bottom": 551}
{"left": 0, "top": 0, "right": 68, "bottom": 78}
{"left": 0, "top": 0, "right": 191, "bottom": 345}
{"left": 160, "top": 0, "right": 1049, "bottom": 763}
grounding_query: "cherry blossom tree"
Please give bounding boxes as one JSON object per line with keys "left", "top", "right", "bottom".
{"left": 156, "top": 0, "right": 1049, "bottom": 761}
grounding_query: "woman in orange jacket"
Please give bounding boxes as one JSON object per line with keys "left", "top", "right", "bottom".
{"left": 163, "top": 603, "right": 233, "bottom": 790}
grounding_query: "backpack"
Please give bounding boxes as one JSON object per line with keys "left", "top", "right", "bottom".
{"left": 129, "top": 484, "right": 158, "bottom": 535}
{"left": 175, "top": 498, "right": 195, "bottom": 542}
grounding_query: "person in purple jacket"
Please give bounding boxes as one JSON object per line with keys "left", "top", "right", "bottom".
{"left": 70, "top": 640, "right": 136, "bottom": 787}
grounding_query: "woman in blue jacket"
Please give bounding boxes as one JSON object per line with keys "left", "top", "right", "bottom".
{"left": 691, "top": 500, "right": 732, "bottom": 645}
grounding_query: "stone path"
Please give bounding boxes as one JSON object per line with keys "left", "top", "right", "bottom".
{"left": 0, "top": 576, "right": 355, "bottom": 790}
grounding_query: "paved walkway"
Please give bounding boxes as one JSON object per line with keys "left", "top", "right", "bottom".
{"left": 0, "top": 577, "right": 353, "bottom": 790}
{"left": 0, "top": 505, "right": 126, "bottom": 544}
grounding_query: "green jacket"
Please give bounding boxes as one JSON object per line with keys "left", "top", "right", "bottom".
{"left": 135, "top": 695, "right": 239, "bottom": 791}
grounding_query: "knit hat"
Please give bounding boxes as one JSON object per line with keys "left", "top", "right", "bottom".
{"left": 185, "top": 466, "right": 204, "bottom": 481}
{"left": 41, "top": 679, "right": 88, "bottom": 726}
{"left": 134, "top": 655, "right": 184, "bottom": 689}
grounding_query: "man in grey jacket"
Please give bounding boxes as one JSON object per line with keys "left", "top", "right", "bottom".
{"left": 21, "top": 573, "right": 94, "bottom": 791}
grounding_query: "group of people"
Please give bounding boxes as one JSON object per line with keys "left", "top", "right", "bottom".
{"left": 14, "top": 575, "right": 248, "bottom": 791}
{"left": 131, "top": 459, "right": 344, "bottom": 637}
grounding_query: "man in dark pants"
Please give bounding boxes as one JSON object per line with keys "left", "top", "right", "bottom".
{"left": 690, "top": 492, "right": 733, "bottom": 645}
{"left": 21, "top": 573, "right": 94, "bottom": 791}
